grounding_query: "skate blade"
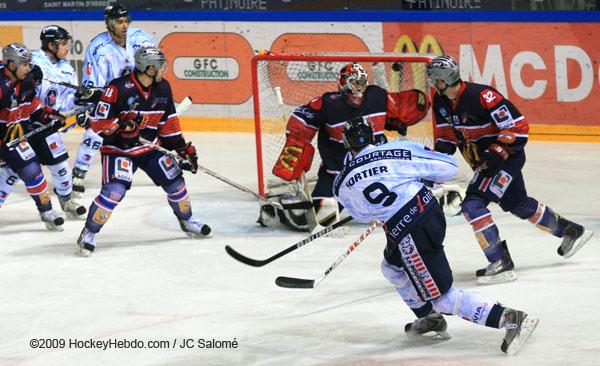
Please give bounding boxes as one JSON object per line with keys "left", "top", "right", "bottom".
{"left": 44, "top": 222, "right": 64, "bottom": 232}
{"left": 477, "top": 270, "right": 517, "bottom": 285}
{"left": 406, "top": 330, "right": 451, "bottom": 342}
{"left": 502, "top": 316, "right": 539, "bottom": 356}
{"left": 563, "top": 230, "right": 594, "bottom": 259}
{"left": 184, "top": 232, "right": 214, "bottom": 239}
{"left": 76, "top": 247, "right": 93, "bottom": 257}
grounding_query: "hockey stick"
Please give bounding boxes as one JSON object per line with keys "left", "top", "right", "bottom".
{"left": 225, "top": 215, "right": 353, "bottom": 267}
{"left": 275, "top": 220, "right": 380, "bottom": 288}
{"left": 42, "top": 77, "right": 81, "bottom": 90}
{"left": 7, "top": 119, "right": 63, "bottom": 149}
{"left": 176, "top": 96, "right": 193, "bottom": 116}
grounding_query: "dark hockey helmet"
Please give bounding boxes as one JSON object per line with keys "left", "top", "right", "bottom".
{"left": 104, "top": 2, "right": 129, "bottom": 23}
{"left": 2, "top": 43, "right": 32, "bottom": 66}
{"left": 338, "top": 62, "right": 369, "bottom": 96}
{"left": 426, "top": 55, "right": 460, "bottom": 87}
{"left": 134, "top": 46, "right": 167, "bottom": 73}
{"left": 343, "top": 116, "right": 374, "bottom": 152}
{"left": 40, "top": 25, "right": 72, "bottom": 50}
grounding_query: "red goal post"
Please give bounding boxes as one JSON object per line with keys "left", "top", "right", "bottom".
{"left": 251, "top": 52, "right": 466, "bottom": 197}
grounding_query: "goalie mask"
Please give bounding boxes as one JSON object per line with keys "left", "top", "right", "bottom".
{"left": 343, "top": 117, "right": 374, "bottom": 152}
{"left": 339, "top": 62, "right": 368, "bottom": 98}
{"left": 426, "top": 55, "right": 460, "bottom": 93}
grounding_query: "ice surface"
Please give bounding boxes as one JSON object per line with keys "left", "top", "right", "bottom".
{"left": 1, "top": 132, "right": 599, "bottom": 366}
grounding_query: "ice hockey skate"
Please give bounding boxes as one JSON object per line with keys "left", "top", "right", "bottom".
{"left": 57, "top": 192, "right": 87, "bottom": 219}
{"left": 76, "top": 227, "right": 96, "bottom": 257}
{"left": 40, "top": 209, "right": 64, "bottom": 231}
{"left": 179, "top": 217, "right": 212, "bottom": 238}
{"left": 500, "top": 308, "right": 539, "bottom": 356}
{"left": 404, "top": 311, "right": 451, "bottom": 341}
{"left": 476, "top": 241, "right": 517, "bottom": 284}
{"left": 72, "top": 167, "right": 86, "bottom": 198}
{"left": 556, "top": 217, "right": 594, "bottom": 259}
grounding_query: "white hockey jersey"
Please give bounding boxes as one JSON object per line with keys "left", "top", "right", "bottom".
{"left": 333, "top": 140, "right": 458, "bottom": 224}
{"left": 31, "top": 49, "right": 78, "bottom": 113}
{"left": 81, "top": 27, "right": 155, "bottom": 88}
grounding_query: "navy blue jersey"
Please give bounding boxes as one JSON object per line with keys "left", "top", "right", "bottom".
{"left": 90, "top": 72, "right": 185, "bottom": 156}
{"left": 432, "top": 82, "right": 529, "bottom": 168}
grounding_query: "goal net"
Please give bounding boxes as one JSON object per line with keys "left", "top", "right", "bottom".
{"left": 251, "top": 52, "right": 471, "bottom": 197}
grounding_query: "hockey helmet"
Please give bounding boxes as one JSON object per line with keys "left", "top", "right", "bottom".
{"left": 40, "top": 25, "right": 72, "bottom": 50}
{"left": 2, "top": 43, "right": 32, "bottom": 66}
{"left": 426, "top": 55, "right": 461, "bottom": 87}
{"left": 104, "top": 2, "right": 129, "bottom": 23}
{"left": 134, "top": 46, "right": 167, "bottom": 73}
{"left": 339, "top": 62, "right": 368, "bottom": 96}
{"left": 343, "top": 116, "right": 374, "bottom": 152}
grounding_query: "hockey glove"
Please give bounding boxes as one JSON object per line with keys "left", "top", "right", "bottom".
{"left": 434, "top": 140, "right": 457, "bottom": 155}
{"left": 385, "top": 118, "right": 407, "bottom": 136}
{"left": 176, "top": 142, "right": 198, "bottom": 173}
{"left": 478, "top": 143, "right": 510, "bottom": 177}
{"left": 76, "top": 110, "right": 90, "bottom": 128}
{"left": 272, "top": 136, "right": 315, "bottom": 181}
{"left": 117, "top": 119, "right": 141, "bottom": 147}
{"left": 75, "top": 86, "right": 103, "bottom": 106}
{"left": 31, "top": 65, "right": 43, "bottom": 86}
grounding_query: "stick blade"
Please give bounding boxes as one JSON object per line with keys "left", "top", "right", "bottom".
{"left": 275, "top": 276, "right": 315, "bottom": 289}
{"left": 225, "top": 245, "right": 268, "bottom": 267}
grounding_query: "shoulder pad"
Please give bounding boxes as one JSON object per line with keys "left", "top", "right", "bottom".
{"left": 308, "top": 95, "right": 323, "bottom": 110}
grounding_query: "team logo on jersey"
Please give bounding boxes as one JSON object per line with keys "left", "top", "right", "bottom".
{"left": 124, "top": 82, "right": 135, "bottom": 89}
{"left": 438, "top": 107, "right": 448, "bottom": 117}
{"left": 46, "top": 88, "right": 57, "bottom": 107}
{"left": 491, "top": 105, "right": 515, "bottom": 129}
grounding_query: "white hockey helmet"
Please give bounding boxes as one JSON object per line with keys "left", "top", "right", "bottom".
{"left": 134, "top": 46, "right": 167, "bottom": 73}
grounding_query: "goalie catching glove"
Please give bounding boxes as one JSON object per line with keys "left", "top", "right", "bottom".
{"left": 272, "top": 136, "right": 315, "bottom": 181}
{"left": 176, "top": 142, "right": 199, "bottom": 173}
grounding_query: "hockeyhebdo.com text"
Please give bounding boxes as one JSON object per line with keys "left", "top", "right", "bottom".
{"left": 29, "top": 337, "right": 239, "bottom": 350}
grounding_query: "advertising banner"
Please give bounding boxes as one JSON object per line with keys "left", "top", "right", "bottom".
{"left": 0, "top": 18, "right": 598, "bottom": 140}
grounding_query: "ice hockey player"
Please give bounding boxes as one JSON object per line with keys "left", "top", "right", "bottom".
{"left": 264, "top": 62, "right": 429, "bottom": 231}
{"left": 0, "top": 25, "right": 86, "bottom": 218}
{"left": 0, "top": 43, "right": 66, "bottom": 230}
{"left": 76, "top": 46, "right": 210, "bottom": 257}
{"left": 72, "top": 2, "right": 155, "bottom": 196}
{"left": 333, "top": 117, "right": 538, "bottom": 355}
{"left": 426, "top": 55, "right": 593, "bottom": 284}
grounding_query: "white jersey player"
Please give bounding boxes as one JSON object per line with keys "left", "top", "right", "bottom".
{"left": 0, "top": 25, "right": 86, "bottom": 217}
{"left": 72, "top": 2, "right": 155, "bottom": 196}
{"left": 333, "top": 117, "right": 538, "bottom": 355}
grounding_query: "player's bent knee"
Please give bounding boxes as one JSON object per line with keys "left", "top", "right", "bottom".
{"left": 100, "top": 182, "right": 127, "bottom": 202}
{"left": 16, "top": 162, "right": 43, "bottom": 182}
{"left": 381, "top": 259, "right": 409, "bottom": 286}
{"left": 462, "top": 195, "right": 488, "bottom": 221}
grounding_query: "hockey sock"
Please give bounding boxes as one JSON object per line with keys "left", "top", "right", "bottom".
{"left": 467, "top": 213, "right": 505, "bottom": 262}
{"left": 48, "top": 160, "right": 73, "bottom": 197}
{"left": 431, "top": 287, "right": 501, "bottom": 328}
{"left": 18, "top": 163, "right": 52, "bottom": 212}
{"left": 525, "top": 201, "right": 564, "bottom": 237}
{"left": 381, "top": 259, "right": 432, "bottom": 318}
{"left": 85, "top": 182, "right": 125, "bottom": 233}
{"left": 74, "top": 128, "right": 103, "bottom": 172}
{"left": 0, "top": 166, "right": 19, "bottom": 208}
{"left": 164, "top": 178, "right": 192, "bottom": 221}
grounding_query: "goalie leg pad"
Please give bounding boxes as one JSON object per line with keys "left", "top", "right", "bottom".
{"left": 272, "top": 136, "right": 315, "bottom": 182}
